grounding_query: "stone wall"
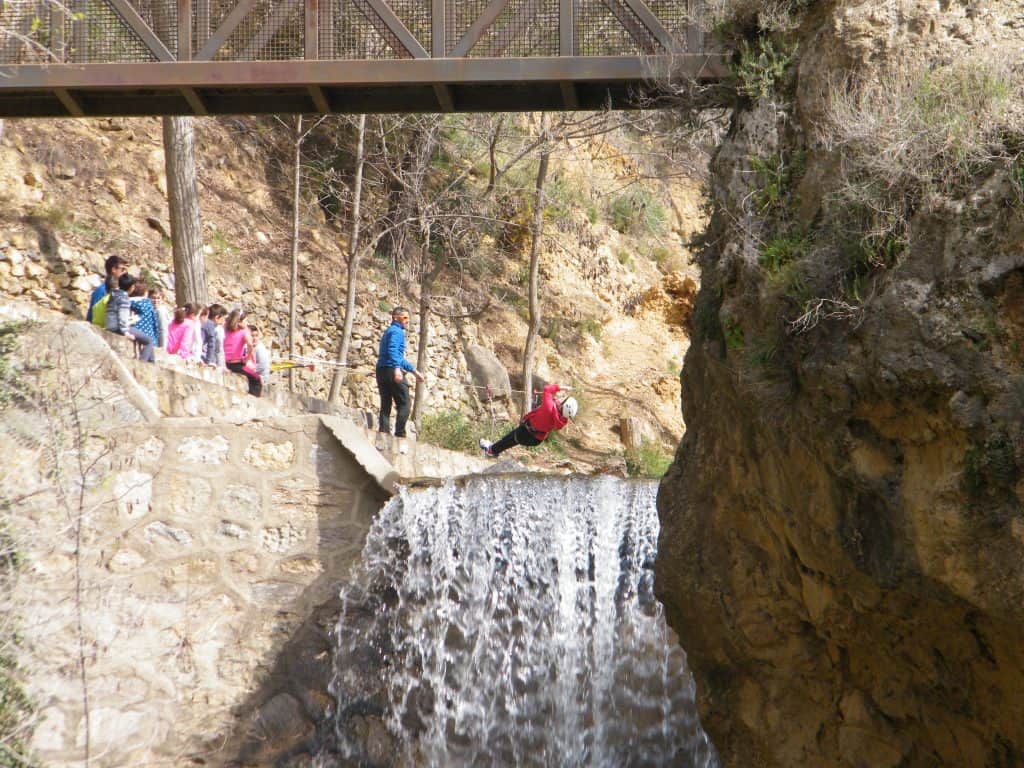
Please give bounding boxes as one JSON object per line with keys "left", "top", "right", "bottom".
{"left": 0, "top": 309, "right": 487, "bottom": 767}
{"left": 0, "top": 225, "right": 479, "bottom": 419}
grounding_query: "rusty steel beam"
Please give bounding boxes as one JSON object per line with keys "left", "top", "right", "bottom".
{"left": 305, "top": 0, "right": 319, "bottom": 59}
{"left": 308, "top": 84, "right": 330, "bottom": 111}
{"left": 0, "top": 54, "right": 726, "bottom": 88}
{"left": 178, "top": 0, "right": 193, "bottom": 60}
{"left": 181, "top": 87, "right": 207, "bottom": 113}
{"left": 600, "top": 0, "right": 657, "bottom": 54}
{"left": 433, "top": 82, "right": 454, "bottom": 110}
{"left": 448, "top": 0, "right": 509, "bottom": 58}
{"left": 239, "top": 0, "right": 300, "bottom": 60}
{"left": 357, "top": 0, "right": 429, "bottom": 59}
{"left": 431, "top": 0, "right": 446, "bottom": 57}
{"left": 559, "top": 0, "right": 575, "bottom": 56}
{"left": 195, "top": 0, "right": 261, "bottom": 61}
{"left": 54, "top": 88, "right": 84, "bottom": 116}
{"left": 104, "top": 0, "right": 176, "bottom": 62}
{"left": 481, "top": 0, "right": 543, "bottom": 57}
{"left": 619, "top": 0, "right": 679, "bottom": 53}
{"left": 560, "top": 81, "right": 578, "bottom": 108}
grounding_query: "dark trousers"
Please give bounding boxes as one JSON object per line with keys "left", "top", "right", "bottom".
{"left": 227, "top": 361, "right": 262, "bottom": 397}
{"left": 376, "top": 366, "right": 411, "bottom": 437}
{"left": 123, "top": 328, "right": 155, "bottom": 363}
{"left": 491, "top": 422, "right": 543, "bottom": 457}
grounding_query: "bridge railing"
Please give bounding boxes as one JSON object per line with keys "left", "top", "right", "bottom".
{"left": 0, "top": 0, "right": 706, "bottom": 66}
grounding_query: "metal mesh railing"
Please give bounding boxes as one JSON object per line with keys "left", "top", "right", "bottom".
{"left": 213, "top": 0, "right": 303, "bottom": 60}
{"left": 321, "top": 0, "right": 398, "bottom": 59}
{"left": 447, "top": 0, "right": 559, "bottom": 58}
{"left": 0, "top": 0, "right": 55, "bottom": 63}
{"left": 0, "top": 0, "right": 707, "bottom": 64}
{"left": 578, "top": 0, "right": 645, "bottom": 56}
{"left": 68, "top": 0, "right": 157, "bottom": 61}
{"left": 127, "top": 0, "right": 178, "bottom": 55}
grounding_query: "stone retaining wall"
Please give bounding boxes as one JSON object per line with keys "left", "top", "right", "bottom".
{"left": 1, "top": 311, "right": 487, "bottom": 767}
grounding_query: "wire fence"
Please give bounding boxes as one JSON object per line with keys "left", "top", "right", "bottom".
{"left": 0, "top": 0, "right": 706, "bottom": 64}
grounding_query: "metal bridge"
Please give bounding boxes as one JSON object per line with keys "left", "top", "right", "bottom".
{"left": 0, "top": 0, "right": 727, "bottom": 117}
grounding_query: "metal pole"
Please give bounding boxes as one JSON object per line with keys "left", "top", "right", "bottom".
{"left": 305, "top": 0, "right": 319, "bottom": 58}
{"left": 178, "top": 0, "right": 193, "bottom": 59}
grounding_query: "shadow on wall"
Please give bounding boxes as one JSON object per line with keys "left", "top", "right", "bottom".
{"left": 213, "top": 420, "right": 392, "bottom": 767}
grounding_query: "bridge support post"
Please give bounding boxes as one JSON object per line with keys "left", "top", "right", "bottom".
{"left": 178, "top": 0, "right": 192, "bottom": 59}
{"left": 431, "top": 0, "right": 446, "bottom": 57}
{"left": 559, "top": 0, "right": 575, "bottom": 56}
{"left": 305, "top": 0, "right": 319, "bottom": 58}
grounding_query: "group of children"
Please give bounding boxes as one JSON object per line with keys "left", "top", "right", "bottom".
{"left": 87, "top": 255, "right": 271, "bottom": 397}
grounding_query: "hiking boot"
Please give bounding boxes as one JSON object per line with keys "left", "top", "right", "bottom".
{"left": 479, "top": 438, "right": 496, "bottom": 458}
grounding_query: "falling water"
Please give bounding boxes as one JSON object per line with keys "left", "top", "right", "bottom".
{"left": 328, "top": 474, "right": 718, "bottom": 768}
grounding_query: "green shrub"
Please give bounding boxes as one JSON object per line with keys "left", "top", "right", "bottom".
{"left": 751, "top": 151, "right": 805, "bottom": 215}
{"left": 28, "top": 203, "right": 70, "bottom": 230}
{"left": 1011, "top": 155, "right": 1024, "bottom": 204}
{"left": 418, "top": 410, "right": 480, "bottom": 452}
{"left": 734, "top": 38, "right": 793, "bottom": 100}
{"left": 608, "top": 188, "right": 668, "bottom": 237}
{"left": 577, "top": 317, "right": 603, "bottom": 341}
{"left": 0, "top": 517, "right": 31, "bottom": 768}
{"left": 759, "top": 232, "right": 811, "bottom": 276}
{"left": 626, "top": 442, "right": 673, "bottom": 478}
{"left": 650, "top": 244, "right": 676, "bottom": 270}
{"left": 0, "top": 322, "right": 31, "bottom": 411}
{"left": 724, "top": 317, "right": 745, "bottom": 350}
{"left": 419, "top": 410, "right": 511, "bottom": 453}
{"left": 616, "top": 249, "right": 635, "bottom": 270}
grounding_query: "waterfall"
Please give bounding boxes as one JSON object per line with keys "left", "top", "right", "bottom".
{"left": 328, "top": 474, "right": 718, "bottom": 768}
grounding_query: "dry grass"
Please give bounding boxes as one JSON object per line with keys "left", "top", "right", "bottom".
{"left": 819, "top": 56, "right": 1024, "bottom": 207}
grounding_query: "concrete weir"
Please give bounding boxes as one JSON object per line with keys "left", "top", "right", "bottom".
{"left": 0, "top": 309, "right": 488, "bottom": 766}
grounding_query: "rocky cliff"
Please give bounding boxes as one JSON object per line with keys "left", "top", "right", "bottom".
{"left": 656, "top": 1, "right": 1024, "bottom": 765}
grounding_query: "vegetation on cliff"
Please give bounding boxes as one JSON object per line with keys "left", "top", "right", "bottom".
{"left": 657, "top": 1, "right": 1024, "bottom": 766}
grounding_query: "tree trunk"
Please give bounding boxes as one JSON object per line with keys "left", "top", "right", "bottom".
{"left": 288, "top": 115, "right": 302, "bottom": 392}
{"left": 520, "top": 116, "right": 551, "bottom": 415}
{"left": 484, "top": 116, "right": 504, "bottom": 195}
{"left": 163, "top": 116, "right": 207, "bottom": 306}
{"left": 328, "top": 114, "right": 367, "bottom": 404}
{"left": 412, "top": 238, "right": 442, "bottom": 426}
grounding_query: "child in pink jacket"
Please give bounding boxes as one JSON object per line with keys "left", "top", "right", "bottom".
{"left": 166, "top": 302, "right": 198, "bottom": 359}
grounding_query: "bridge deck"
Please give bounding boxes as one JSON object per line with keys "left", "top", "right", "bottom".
{"left": 0, "top": 0, "right": 728, "bottom": 117}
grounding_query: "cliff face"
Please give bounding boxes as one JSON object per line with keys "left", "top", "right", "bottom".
{"left": 656, "top": 1, "right": 1024, "bottom": 765}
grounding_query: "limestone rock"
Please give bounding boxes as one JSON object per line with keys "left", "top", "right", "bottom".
{"left": 464, "top": 344, "right": 511, "bottom": 401}
{"left": 655, "top": 3, "right": 1024, "bottom": 767}
{"left": 243, "top": 439, "right": 295, "bottom": 470}
{"left": 106, "top": 177, "right": 128, "bottom": 202}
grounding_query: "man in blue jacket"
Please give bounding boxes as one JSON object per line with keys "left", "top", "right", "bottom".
{"left": 376, "top": 306, "right": 425, "bottom": 438}
{"left": 86, "top": 254, "right": 129, "bottom": 322}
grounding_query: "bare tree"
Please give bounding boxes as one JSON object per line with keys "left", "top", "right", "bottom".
{"left": 163, "top": 116, "right": 207, "bottom": 306}
{"left": 328, "top": 113, "right": 368, "bottom": 403}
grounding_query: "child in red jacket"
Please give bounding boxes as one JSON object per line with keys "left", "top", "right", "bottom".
{"left": 480, "top": 384, "right": 577, "bottom": 457}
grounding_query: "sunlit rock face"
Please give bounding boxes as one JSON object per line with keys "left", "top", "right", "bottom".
{"left": 656, "top": 1, "right": 1024, "bottom": 765}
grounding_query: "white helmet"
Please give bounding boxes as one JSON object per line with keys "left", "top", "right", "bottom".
{"left": 560, "top": 397, "right": 578, "bottom": 419}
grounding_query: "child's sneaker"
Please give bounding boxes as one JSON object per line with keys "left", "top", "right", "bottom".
{"left": 479, "top": 438, "right": 495, "bottom": 458}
